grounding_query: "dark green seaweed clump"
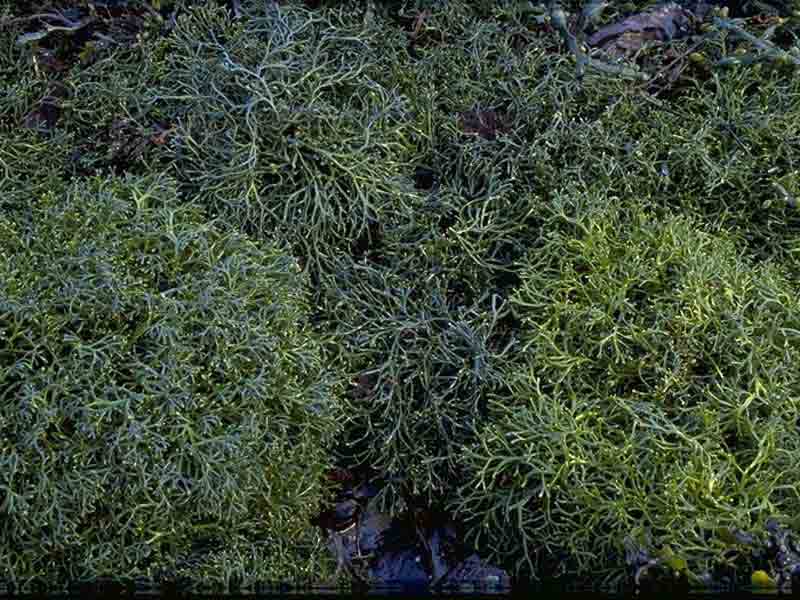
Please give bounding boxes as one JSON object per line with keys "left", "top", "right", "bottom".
{"left": 454, "top": 199, "right": 800, "bottom": 587}
{"left": 0, "top": 174, "right": 342, "bottom": 588}
{"left": 3, "top": 0, "right": 800, "bottom": 591}
{"left": 152, "top": 2, "right": 420, "bottom": 271}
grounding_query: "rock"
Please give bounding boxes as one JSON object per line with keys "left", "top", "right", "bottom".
{"left": 314, "top": 478, "right": 509, "bottom": 590}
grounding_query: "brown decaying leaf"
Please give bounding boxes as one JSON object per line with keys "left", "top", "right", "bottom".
{"left": 459, "top": 109, "right": 510, "bottom": 141}
{"left": 23, "top": 82, "right": 68, "bottom": 131}
{"left": 410, "top": 10, "right": 431, "bottom": 41}
{"left": 149, "top": 125, "right": 175, "bottom": 146}
{"left": 587, "top": 2, "right": 694, "bottom": 58}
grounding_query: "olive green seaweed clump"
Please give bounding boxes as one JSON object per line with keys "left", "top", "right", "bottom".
{"left": 454, "top": 198, "right": 800, "bottom": 585}
{"left": 323, "top": 256, "right": 514, "bottom": 512}
{"left": 148, "top": 1, "right": 537, "bottom": 511}
{"left": 0, "top": 174, "right": 342, "bottom": 589}
{"left": 154, "top": 3, "right": 420, "bottom": 269}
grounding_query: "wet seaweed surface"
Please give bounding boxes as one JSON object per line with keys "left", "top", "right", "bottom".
{"left": 2, "top": 0, "right": 800, "bottom": 595}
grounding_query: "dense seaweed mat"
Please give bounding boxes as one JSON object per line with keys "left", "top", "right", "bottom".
{"left": 0, "top": 175, "right": 344, "bottom": 587}
{"left": 2, "top": 0, "right": 800, "bottom": 593}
